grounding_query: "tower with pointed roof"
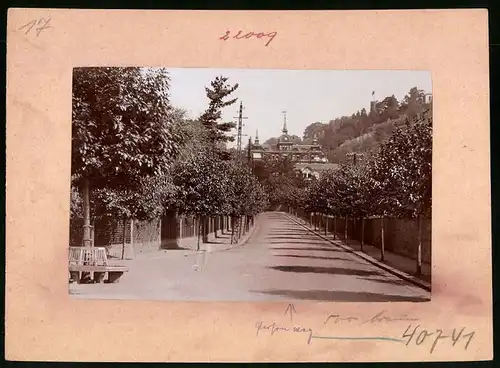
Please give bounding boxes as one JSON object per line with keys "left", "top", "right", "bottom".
{"left": 282, "top": 111, "right": 288, "bottom": 135}
{"left": 277, "top": 110, "right": 293, "bottom": 151}
{"left": 248, "top": 109, "right": 331, "bottom": 168}
{"left": 250, "top": 128, "right": 264, "bottom": 153}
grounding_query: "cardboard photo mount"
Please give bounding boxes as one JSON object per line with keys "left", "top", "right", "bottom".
{"left": 5, "top": 9, "right": 491, "bottom": 362}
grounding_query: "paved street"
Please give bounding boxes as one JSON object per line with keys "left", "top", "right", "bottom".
{"left": 69, "top": 212, "right": 431, "bottom": 302}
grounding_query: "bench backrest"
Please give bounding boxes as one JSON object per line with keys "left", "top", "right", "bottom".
{"left": 69, "top": 247, "right": 108, "bottom": 266}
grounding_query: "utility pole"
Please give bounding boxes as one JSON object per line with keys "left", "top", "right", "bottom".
{"left": 247, "top": 136, "right": 255, "bottom": 175}
{"left": 247, "top": 137, "right": 252, "bottom": 164}
{"left": 234, "top": 102, "right": 248, "bottom": 160}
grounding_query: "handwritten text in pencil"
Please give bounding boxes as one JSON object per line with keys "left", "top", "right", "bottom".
{"left": 18, "top": 17, "right": 52, "bottom": 37}
{"left": 402, "top": 324, "right": 475, "bottom": 354}
{"left": 255, "top": 320, "right": 313, "bottom": 344}
{"left": 219, "top": 30, "right": 277, "bottom": 47}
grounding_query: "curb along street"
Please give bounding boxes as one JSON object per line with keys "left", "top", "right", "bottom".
{"left": 126, "top": 216, "right": 262, "bottom": 261}
{"left": 204, "top": 215, "right": 261, "bottom": 254}
{"left": 285, "top": 213, "right": 432, "bottom": 292}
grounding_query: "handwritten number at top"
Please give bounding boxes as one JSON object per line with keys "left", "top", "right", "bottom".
{"left": 219, "top": 30, "right": 277, "bottom": 47}
{"left": 18, "top": 17, "right": 52, "bottom": 37}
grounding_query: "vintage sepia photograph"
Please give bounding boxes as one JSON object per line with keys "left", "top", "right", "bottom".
{"left": 69, "top": 67, "right": 432, "bottom": 302}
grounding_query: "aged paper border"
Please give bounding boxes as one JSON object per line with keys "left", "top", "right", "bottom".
{"left": 6, "top": 9, "right": 491, "bottom": 362}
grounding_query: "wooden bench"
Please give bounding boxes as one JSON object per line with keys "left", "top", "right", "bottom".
{"left": 68, "top": 247, "right": 128, "bottom": 284}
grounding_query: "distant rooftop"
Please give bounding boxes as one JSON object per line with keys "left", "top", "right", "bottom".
{"left": 295, "top": 162, "right": 339, "bottom": 171}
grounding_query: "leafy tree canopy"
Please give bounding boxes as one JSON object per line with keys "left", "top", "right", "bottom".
{"left": 72, "top": 67, "right": 184, "bottom": 191}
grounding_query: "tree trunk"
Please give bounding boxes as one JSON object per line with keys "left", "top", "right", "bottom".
{"left": 417, "top": 214, "right": 422, "bottom": 274}
{"left": 230, "top": 216, "right": 236, "bottom": 244}
{"left": 82, "top": 178, "right": 92, "bottom": 247}
{"left": 159, "top": 218, "right": 163, "bottom": 245}
{"left": 179, "top": 216, "right": 183, "bottom": 238}
{"left": 352, "top": 218, "right": 355, "bottom": 240}
{"left": 236, "top": 216, "right": 240, "bottom": 239}
{"left": 214, "top": 217, "right": 218, "bottom": 238}
{"left": 207, "top": 216, "right": 211, "bottom": 235}
{"left": 361, "top": 217, "right": 365, "bottom": 251}
{"left": 197, "top": 216, "right": 201, "bottom": 251}
{"left": 310, "top": 213, "right": 313, "bottom": 227}
{"left": 202, "top": 216, "right": 209, "bottom": 243}
{"left": 192, "top": 217, "right": 196, "bottom": 238}
{"left": 333, "top": 216, "right": 337, "bottom": 240}
{"left": 129, "top": 219, "right": 135, "bottom": 259}
{"left": 238, "top": 216, "right": 243, "bottom": 239}
{"left": 121, "top": 217, "right": 127, "bottom": 260}
{"left": 325, "top": 215, "right": 328, "bottom": 235}
{"left": 381, "top": 216, "right": 385, "bottom": 261}
{"left": 344, "top": 216, "right": 348, "bottom": 244}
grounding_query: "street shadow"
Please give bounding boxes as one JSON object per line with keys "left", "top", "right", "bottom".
{"left": 356, "top": 276, "right": 409, "bottom": 287}
{"left": 252, "top": 289, "right": 430, "bottom": 302}
{"left": 158, "top": 242, "right": 191, "bottom": 250}
{"left": 268, "top": 241, "right": 332, "bottom": 246}
{"left": 272, "top": 254, "right": 355, "bottom": 262}
{"left": 205, "top": 234, "right": 232, "bottom": 244}
{"left": 269, "top": 265, "right": 383, "bottom": 277}
{"left": 267, "top": 230, "right": 315, "bottom": 233}
{"left": 266, "top": 234, "right": 313, "bottom": 238}
{"left": 264, "top": 236, "right": 325, "bottom": 244}
{"left": 268, "top": 225, "right": 308, "bottom": 229}
{"left": 266, "top": 231, "right": 312, "bottom": 235}
{"left": 270, "top": 247, "right": 343, "bottom": 253}
{"left": 266, "top": 232, "right": 312, "bottom": 239}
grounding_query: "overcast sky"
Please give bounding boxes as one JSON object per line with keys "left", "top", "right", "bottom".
{"left": 166, "top": 68, "right": 432, "bottom": 147}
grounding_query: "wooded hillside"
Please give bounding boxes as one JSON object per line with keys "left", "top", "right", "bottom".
{"left": 262, "top": 87, "right": 432, "bottom": 163}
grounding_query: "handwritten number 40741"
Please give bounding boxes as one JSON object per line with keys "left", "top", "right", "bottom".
{"left": 402, "top": 325, "right": 475, "bottom": 354}
{"left": 18, "top": 17, "right": 52, "bottom": 37}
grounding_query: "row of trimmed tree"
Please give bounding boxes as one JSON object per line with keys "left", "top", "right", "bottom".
{"left": 70, "top": 67, "right": 268, "bottom": 256}
{"left": 286, "top": 110, "right": 432, "bottom": 274}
